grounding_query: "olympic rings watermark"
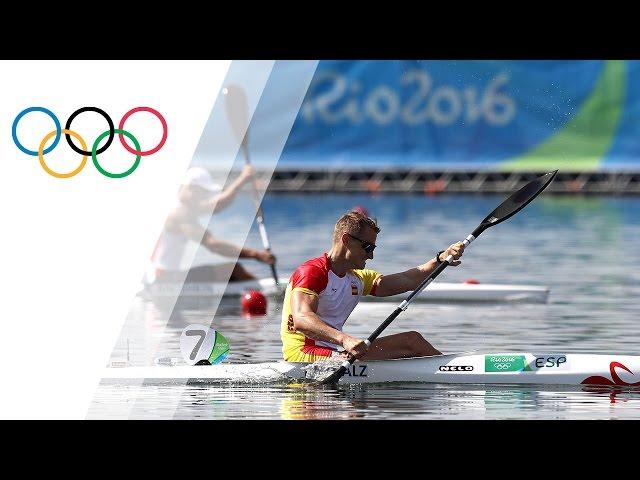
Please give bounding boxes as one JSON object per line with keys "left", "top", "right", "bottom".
{"left": 12, "top": 106, "right": 168, "bottom": 179}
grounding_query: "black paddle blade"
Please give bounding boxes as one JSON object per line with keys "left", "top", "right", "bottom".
{"left": 302, "top": 359, "right": 347, "bottom": 385}
{"left": 475, "top": 170, "right": 558, "bottom": 235}
{"left": 319, "top": 366, "right": 346, "bottom": 385}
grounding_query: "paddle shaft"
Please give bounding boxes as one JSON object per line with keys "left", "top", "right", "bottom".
{"left": 334, "top": 233, "right": 478, "bottom": 378}
{"left": 319, "top": 171, "right": 557, "bottom": 384}
{"left": 240, "top": 142, "right": 279, "bottom": 285}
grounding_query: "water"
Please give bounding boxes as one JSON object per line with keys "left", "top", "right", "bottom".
{"left": 88, "top": 193, "right": 640, "bottom": 419}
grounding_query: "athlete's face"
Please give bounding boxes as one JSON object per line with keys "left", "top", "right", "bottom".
{"left": 345, "top": 227, "right": 377, "bottom": 269}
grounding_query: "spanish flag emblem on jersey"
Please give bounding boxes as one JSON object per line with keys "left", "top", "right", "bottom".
{"left": 351, "top": 282, "right": 358, "bottom": 295}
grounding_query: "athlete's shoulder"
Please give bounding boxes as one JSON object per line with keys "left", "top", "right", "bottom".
{"left": 298, "top": 254, "right": 330, "bottom": 271}
{"left": 350, "top": 267, "right": 382, "bottom": 278}
{"left": 350, "top": 268, "right": 382, "bottom": 296}
{"left": 290, "top": 253, "right": 330, "bottom": 293}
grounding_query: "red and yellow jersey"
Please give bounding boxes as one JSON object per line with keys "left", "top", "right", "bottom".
{"left": 281, "top": 253, "right": 381, "bottom": 361}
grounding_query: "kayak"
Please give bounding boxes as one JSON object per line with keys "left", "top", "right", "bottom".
{"left": 138, "top": 278, "right": 549, "bottom": 303}
{"left": 138, "top": 277, "right": 282, "bottom": 298}
{"left": 102, "top": 352, "right": 640, "bottom": 387}
{"left": 363, "top": 282, "right": 549, "bottom": 303}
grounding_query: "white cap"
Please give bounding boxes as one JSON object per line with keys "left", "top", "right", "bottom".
{"left": 183, "top": 166, "right": 221, "bottom": 192}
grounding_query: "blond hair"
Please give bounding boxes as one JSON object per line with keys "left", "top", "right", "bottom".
{"left": 332, "top": 211, "right": 380, "bottom": 244}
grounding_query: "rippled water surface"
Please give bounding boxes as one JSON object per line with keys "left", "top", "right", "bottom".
{"left": 88, "top": 194, "right": 640, "bottom": 419}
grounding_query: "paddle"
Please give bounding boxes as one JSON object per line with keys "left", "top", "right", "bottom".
{"left": 312, "top": 170, "right": 558, "bottom": 385}
{"left": 223, "top": 84, "right": 280, "bottom": 288}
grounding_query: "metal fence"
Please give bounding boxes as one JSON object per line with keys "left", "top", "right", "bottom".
{"left": 259, "top": 170, "right": 640, "bottom": 195}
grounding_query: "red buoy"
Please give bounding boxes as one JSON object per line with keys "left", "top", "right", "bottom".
{"left": 464, "top": 278, "right": 480, "bottom": 285}
{"left": 352, "top": 205, "right": 370, "bottom": 217}
{"left": 241, "top": 290, "right": 267, "bottom": 315}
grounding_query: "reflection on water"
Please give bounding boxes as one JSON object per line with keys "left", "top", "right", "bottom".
{"left": 91, "top": 194, "right": 640, "bottom": 419}
{"left": 88, "top": 381, "right": 640, "bottom": 420}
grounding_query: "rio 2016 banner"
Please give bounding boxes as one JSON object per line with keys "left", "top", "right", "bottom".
{"left": 268, "top": 60, "right": 638, "bottom": 171}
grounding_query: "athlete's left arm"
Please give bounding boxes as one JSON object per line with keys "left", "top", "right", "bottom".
{"left": 374, "top": 242, "right": 465, "bottom": 296}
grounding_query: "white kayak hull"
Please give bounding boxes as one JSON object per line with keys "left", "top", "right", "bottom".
{"left": 138, "top": 277, "right": 283, "bottom": 298}
{"left": 103, "top": 352, "right": 640, "bottom": 387}
{"left": 139, "top": 278, "right": 549, "bottom": 303}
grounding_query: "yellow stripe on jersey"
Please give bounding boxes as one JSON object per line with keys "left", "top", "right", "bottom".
{"left": 351, "top": 268, "right": 381, "bottom": 296}
{"left": 281, "top": 282, "right": 307, "bottom": 359}
{"left": 291, "top": 287, "right": 319, "bottom": 297}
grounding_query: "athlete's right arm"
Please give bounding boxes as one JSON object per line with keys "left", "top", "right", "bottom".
{"left": 208, "top": 166, "right": 254, "bottom": 214}
{"left": 291, "top": 291, "right": 369, "bottom": 358}
{"left": 200, "top": 230, "right": 265, "bottom": 260}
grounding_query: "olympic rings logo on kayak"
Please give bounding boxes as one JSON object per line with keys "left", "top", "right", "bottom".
{"left": 493, "top": 363, "right": 513, "bottom": 370}
{"left": 12, "top": 106, "right": 168, "bottom": 179}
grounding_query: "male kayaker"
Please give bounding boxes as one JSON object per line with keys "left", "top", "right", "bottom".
{"left": 145, "top": 166, "right": 275, "bottom": 285}
{"left": 281, "top": 211, "right": 465, "bottom": 362}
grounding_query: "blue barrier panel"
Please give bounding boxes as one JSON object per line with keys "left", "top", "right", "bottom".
{"left": 261, "top": 60, "right": 639, "bottom": 171}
